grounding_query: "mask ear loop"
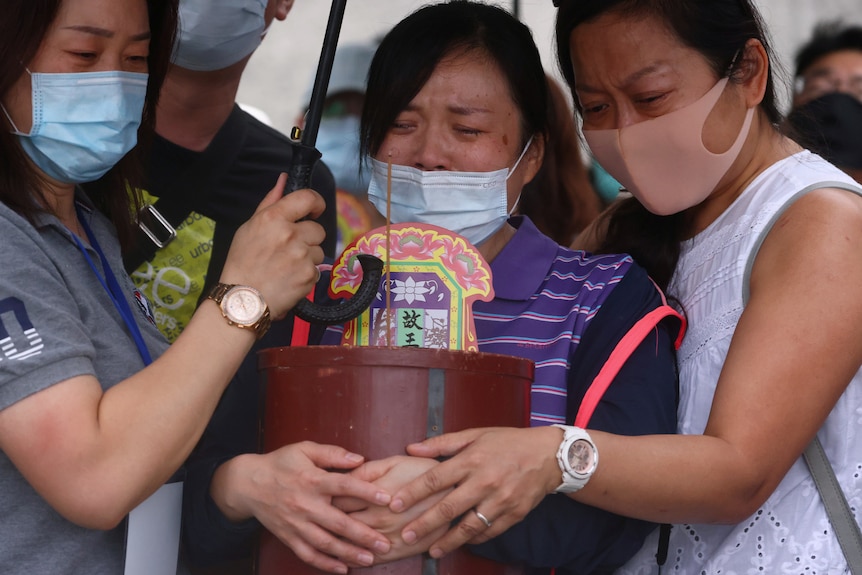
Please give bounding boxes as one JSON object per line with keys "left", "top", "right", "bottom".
{"left": 0, "top": 104, "right": 21, "bottom": 134}
{"left": 508, "top": 194, "right": 522, "bottom": 217}
{"left": 506, "top": 136, "right": 535, "bottom": 215}
{"left": 506, "top": 137, "right": 534, "bottom": 179}
{"left": 1, "top": 66, "right": 33, "bottom": 134}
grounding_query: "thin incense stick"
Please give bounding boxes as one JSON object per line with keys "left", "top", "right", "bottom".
{"left": 385, "top": 153, "right": 393, "bottom": 347}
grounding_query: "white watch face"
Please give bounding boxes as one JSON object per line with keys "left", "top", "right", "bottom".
{"left": 223, "top": 286, "right": 264, "bottom": 325}
{"left": 568, "top": 439, "right": 596, "bottom": 475}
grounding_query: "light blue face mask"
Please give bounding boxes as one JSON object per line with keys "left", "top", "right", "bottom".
{"left": 3, "top": 70, "right": 148, "bottom": 184}
{"left": 317, "top": 115, "right": 371, "bottom": 195}
{"left": 173, "top": 0, "right": 268, "bottom": 71}
{"left": 367, "top": 140, "right": 532, "bottom": 247}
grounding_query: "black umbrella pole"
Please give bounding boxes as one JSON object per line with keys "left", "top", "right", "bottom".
{"left": 284, "top": 0, "right": 384, "bottom": 326}
{"left": 285, "top": 0, "right": 348, "bottom": 194}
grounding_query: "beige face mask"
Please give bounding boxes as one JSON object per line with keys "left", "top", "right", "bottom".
{"left": 584, "top": 77, "right": 755, "bottom": 215}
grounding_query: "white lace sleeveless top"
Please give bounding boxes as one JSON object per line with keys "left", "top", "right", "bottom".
{"left": 618, "top": 151, "right": 862, "bottom": 574}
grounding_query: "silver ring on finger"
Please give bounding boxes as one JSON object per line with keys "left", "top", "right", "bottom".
{"left": 314, "top": 266, "right": 321, "bottom": 283}
{"left": 473, "top": 509, "right": 492, "bottom": 529}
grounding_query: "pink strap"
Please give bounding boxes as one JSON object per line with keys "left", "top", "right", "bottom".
{"left": 574, "top": 298, "right": 685, "bottom": 429}
{"left": 549, "top": 290, "right": 684, "bottom": 575}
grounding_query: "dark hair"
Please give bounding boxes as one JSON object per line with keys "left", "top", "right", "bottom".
{"left": 555, "top": 0, "right": 784, "bottom": 290}
{"left": 360, "top": 0, "right": 548, "bottom": 160}
{"left": 0, "top": 0, "right": 178, "bottom": 249}
{"left": 520, "top": 75, "right": 600, "bottom": 245}
{"left": 795, "top": 21, "right": 862, "bottom": 78}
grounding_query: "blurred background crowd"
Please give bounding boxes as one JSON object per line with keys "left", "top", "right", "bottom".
{"left": 238, "top": 0, "right": 862, "bottom": 133}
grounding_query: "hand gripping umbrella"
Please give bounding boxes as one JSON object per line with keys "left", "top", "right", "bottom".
{"left": 286, "top": 0, "right": 383, "bottom": 325}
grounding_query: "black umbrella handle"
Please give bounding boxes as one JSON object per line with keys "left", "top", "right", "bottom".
{"left": 284, "top": 143, "right": 322, "bottom": 194}
{"left": 289, "top": 144, "right": 384, "bottom": 325}
{"left": 288, "top": 0, "right": 383, "bottom": 325}
{"left": 294, "top": 254, "right": 384, "bottom": 325}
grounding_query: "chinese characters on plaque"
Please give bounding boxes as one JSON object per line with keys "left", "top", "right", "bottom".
{"left": 329, "top": 224, "right": 494, "bottom": 351}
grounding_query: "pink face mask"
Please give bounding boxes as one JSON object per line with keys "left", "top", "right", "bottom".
{"left": 583, "top": 77, "right": 755, "bottom": 215}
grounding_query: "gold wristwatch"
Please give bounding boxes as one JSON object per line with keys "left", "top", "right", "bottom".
{"left": 207, "top": 283, "right": 271, "bottom": 340}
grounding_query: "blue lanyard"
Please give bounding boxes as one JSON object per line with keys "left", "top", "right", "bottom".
{"left": 72, "top": 205, "right": 153, "bottom": 366}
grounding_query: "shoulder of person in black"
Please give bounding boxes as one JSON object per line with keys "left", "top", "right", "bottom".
{"left": 146, "top": 104, "right": 338, "bottom": 261}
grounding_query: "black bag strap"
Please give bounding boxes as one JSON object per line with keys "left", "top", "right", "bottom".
{"left": 123, "top": 106, "right": 248, "bottom": 273}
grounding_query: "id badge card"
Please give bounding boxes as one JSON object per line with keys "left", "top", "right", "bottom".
{"left": 123, "top": 479, "right": 183, "bottom": 575}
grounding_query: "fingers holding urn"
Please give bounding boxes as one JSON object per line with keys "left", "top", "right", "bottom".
{"left": 230, "top": 444, "right": 392, "bottom": 574}
{"left": 396, "top": 427, "right": 561, "bottom": 558}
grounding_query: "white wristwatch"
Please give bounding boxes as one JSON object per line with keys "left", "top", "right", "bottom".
{"left": 551, "top": 424, "right": 598, "bottom": 493}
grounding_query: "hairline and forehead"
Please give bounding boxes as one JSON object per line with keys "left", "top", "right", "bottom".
{"left": 392, "top": 46, "right": 524, "bottom": 141}
{"left": 363, "top": 3, "right": 547, "bottom": 160}
{"left": 568, "top": 12, "right": 711, "bottom": 97}
{"left": 413, "top": 45, "right": 514, "bottom": 111}
{"left": 53, "top": 0, "right": 150, "bottom": 36}
{"left": 35, "top": 0, "right": 152, "bottom": 66}
{"left": 557, "top": 0, "right": 778, "bottom": 112}
{"left": 794, "top": 21, "right": 862, "bottom": 78}
{"left": 398, "top": 42, "right": 530, "bottom": 125}
{"left": 362, "top": 1, "right": 548, "bottom": 159}
{"left": 28, "top": 0, "right": 152, "bottom": 75}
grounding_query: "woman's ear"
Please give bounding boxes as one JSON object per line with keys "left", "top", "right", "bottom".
{"left": 522, "top": 134, "right": 546, "bottom": 185}
{"left": 738, "top": 38, "right": 769, "bottom": 108}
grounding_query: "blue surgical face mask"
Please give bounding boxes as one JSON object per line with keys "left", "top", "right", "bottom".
{"left": 2, "top": 70, "right": 148, "bottom": 184}
{"left": 317, "top": 115, "right": 371, "bottom": 195}
{"left": 174, "top": 0, "right": 268, "bottom": 71}
{"left": 367, "top": 140, "right": 532, "bottom": 246}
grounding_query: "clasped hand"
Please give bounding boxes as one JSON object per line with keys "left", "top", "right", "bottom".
{"left": 334, "top": 426, "right": 562, "bottom": 565}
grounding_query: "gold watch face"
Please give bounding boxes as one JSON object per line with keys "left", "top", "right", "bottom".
{"left": 568, "top": 439, "right": 596, "bottom": 475}
{"left": 222, "top": 286, "right": 265, "bottom": 325}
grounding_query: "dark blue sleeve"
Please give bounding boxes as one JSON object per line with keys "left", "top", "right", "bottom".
{"left": 470, "top": 264, "right": 680, "bottom": 574}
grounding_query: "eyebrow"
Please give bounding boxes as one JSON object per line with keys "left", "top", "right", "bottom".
{"left": 576, "top": 62, "right": 671, "bottom": 94}
{"left": 403, "top": 103, "right": 492, "bottom": 115}
{"left": 448, "top": 105, "right": 492, "bottom": 116}
{"left": 62, "top": 25, "right": 151, "bottom": 41}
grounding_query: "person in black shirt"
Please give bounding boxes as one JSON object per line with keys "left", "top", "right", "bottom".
{"left": 787, "top": 21, "right": 862, "bottom": 182}
{"left": 124, "top": 1, "right": 387, "bottom": 573}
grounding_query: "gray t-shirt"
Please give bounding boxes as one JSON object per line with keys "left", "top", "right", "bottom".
{"left": 0, "top": 195, "right": 170, "bottom": 574}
